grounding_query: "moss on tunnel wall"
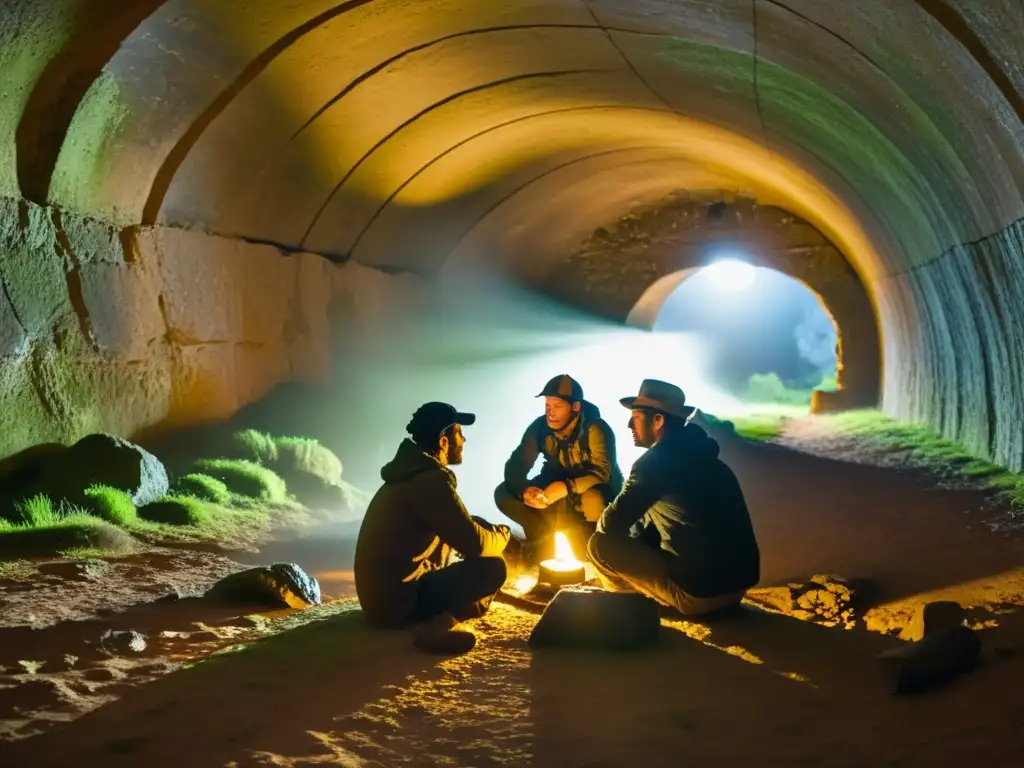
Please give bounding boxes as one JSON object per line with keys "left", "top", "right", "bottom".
{"left": 654, "top": 37, "right": 964, "bottom": 262}
{"left": 884, "top": 217, "right": 1024, "bottom": 471}
{"left": 0, "top": 194, "right": 426, "bottom": 461}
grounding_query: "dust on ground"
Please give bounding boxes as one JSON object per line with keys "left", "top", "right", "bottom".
{"left": 1, "top": 422, "right": 1023, "bottom": 766}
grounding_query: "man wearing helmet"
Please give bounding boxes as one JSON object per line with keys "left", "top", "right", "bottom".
{"left": 494, "top": 374, "right": 623, "bottom": 561}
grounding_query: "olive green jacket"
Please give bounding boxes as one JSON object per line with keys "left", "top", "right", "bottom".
{"left": 503, "top": 401, "right": 624, "bottom": 505}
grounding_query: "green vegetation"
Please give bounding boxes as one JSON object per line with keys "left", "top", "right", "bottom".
{"left": 224, "top": 429, "right": 279, "bottom": 465}
{"left": 0, "top": 429, "right": 363, "bottom": 560}
{"left": 171, "top": 473, "right": 231, "bottom": 504}
{"left": 139, "top": 495, "right": 211, "bottom": 526}
{"left": 191, "top": 458, "right": 288, "bottom": 502}
{"left": 273, "top": 436, "right": 343, "bottom": 487}
{"left": 82, "top": 484, "right": 137, "bottom": 526}
{"left": 0, "top": 495, "right": 136, "bottom": 558}
{"left": 738, "top": 371, "right": 836, "bottom": 408}
{"left": 705, "top": 404, "right": 1024, "bottom": 511}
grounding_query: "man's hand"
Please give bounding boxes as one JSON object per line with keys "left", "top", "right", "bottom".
{"left": 522, "top": 486, "right": 549, "bottom": 509}
{"left": 543, "top": 480, "right": 569, "bottom": 503}
{"left": 495, "top": 524, "right": 512, "bottom": 540}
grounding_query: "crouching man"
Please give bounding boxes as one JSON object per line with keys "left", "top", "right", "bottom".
{"left": 355, "top": 402, "right": 511, "bottom": 653}
{"left": 494, "top": 374, "right": 623, "bottom": 562}
{"left": 588, "top": 380, "right": 760, "bottom": 617}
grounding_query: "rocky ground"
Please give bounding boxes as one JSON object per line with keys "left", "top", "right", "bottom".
{"left": 1, "top": 418, "right": 1023, "bottom": 766}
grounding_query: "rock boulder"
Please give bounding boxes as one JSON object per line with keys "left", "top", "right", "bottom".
{"left": 40, "top": 433, "right": 169, "bottom": 507}
{"left": 206, "top": 562, "right": 322, "bottom": 609}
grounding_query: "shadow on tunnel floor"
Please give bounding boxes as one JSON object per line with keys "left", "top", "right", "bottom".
{"left": 703, "top": 425, "right": 1024, "bottom": 608}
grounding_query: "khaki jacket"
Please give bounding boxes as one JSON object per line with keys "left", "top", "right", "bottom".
{"left": 354, "top": 439, "right": 508, "bottom": 627}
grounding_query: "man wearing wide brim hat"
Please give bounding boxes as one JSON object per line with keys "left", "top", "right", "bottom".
{"left": 495, "top": 374, "right": 624, "bottom": 562}
{"left": 587, "top": 379, "right": 761, "bottom": 617}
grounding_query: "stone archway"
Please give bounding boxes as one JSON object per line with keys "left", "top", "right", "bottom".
{"left": 535, "top": 193, "right": 882, "bottom": 412}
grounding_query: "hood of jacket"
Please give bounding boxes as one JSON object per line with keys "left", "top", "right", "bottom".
{"left": 380, "top": 439, "right": 452, "bottom": 484}
{"left": 662, "top": 423, "right": 721, "bottom": 461}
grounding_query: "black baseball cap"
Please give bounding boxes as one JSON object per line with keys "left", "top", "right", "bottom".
{"left": 406, "top": 401, "right": 476, "bottom": 439}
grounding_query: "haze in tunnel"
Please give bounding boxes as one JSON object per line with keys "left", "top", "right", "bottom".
{"left": 325, "top": 269, "right": 738, "bottom": 528}
{"left": 0, "top": 0, "right": 1022, "bottom": 479}
{"left": 653, "top": 260, "right": 839, "bottom": 400}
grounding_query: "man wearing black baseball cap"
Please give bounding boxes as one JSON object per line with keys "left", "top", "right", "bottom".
{"left": 494, "top": 374, "right": 623, "bottom": 562}
{"left": 587, "top": 379, "right": 760, "bottom": 617}
{"left": 355, "top": 401, "right": 511, "bottom": 654}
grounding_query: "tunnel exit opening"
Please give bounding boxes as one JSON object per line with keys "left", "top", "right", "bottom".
{"left": 644, "top": 259, "right": 840, "bottom": 417}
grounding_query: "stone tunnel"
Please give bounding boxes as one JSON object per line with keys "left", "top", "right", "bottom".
{"left": 1, "top": 0, "right": 1023, "bottom": 472}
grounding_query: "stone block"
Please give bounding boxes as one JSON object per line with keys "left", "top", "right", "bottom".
{"left": 877, "top": 625, "right": 981, "bottom": 695}
{"left": 900, "top": 600, "right": 968, "bottom": 642}
{"left": 528, "top": 586, "right": 661, "bottom": 651}
{"left": 143, "top": 227, "right": 297, "bottom": 345}
{"left": 80, "top": 261, "right": 165, "bottom": 358}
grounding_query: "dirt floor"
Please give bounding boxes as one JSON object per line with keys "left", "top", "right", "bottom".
{"left": 2, "top": 419, "right": 1024, "bottom": 767}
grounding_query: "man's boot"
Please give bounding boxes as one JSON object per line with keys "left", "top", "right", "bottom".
{"left": 413, "top": 612, "right": 477, "bottom": 655}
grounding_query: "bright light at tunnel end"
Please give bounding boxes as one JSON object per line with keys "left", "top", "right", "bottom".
{"left": 704, "top": 257, "right": 757, "bottom": 292}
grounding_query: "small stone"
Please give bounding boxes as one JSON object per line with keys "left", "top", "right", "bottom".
{"left": 205, "top": 563, "right": 321, "bottom": 608}
{"left": 99, "top": 629, "right": 147, "bottom": 655}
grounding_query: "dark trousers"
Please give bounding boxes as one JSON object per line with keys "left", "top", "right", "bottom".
{"left": 494, "top": 482, "right": 604, "bottom": 561}
{"left": 410, "top": 557, "right": 508, "bottom": 623}
{"left": 587, "top": 532, "right": 746, "bottom": 616}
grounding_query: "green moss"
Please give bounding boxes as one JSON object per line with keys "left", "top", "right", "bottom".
{"left": 82, "top": 484, "right": 137, "bottom": 526}
{"left": 139, "top": 495, "right": 211, "bottom": 527}
{"left": 49, "top": 71, "right": 131, "bottom": 216}
{"left": 225, "top": 429, "right": 279, "bottom": 465}
{"left": 273, "top": 437, "right": 342, "bottom": 486}
{"left": 0, "top": 501, "right": 136, "bottom": 560}
{"left": 653, "top": 37, "right": 967, "bottom": 256}
{"left": 192, "top": 459, "right": 288, "bottom": 502}
{"left": 172, "top": 473, "right": 231, "bottom": 504}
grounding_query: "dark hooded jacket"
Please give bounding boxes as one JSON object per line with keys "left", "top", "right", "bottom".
{"left": 354, "top": 439, "right": 508, "bottom": 628}
{"left": 503, "top": 400, "right": 624, "bottom": 506}
{"left": 597, "top": 423, "right": 760, "bottom": 598}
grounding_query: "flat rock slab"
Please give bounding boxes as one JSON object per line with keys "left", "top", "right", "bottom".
{"left": 528, "top": 586, "right": 661, "bottom": 651}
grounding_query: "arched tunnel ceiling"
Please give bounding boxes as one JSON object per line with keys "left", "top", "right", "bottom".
{"left": 3, "top": 0, "right": 1024, "bottom": 294}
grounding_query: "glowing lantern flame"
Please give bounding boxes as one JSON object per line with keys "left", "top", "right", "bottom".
{"left": 555, "top": 531, "right": 575, "bottom": 562}
{"left": 542, "top": 531, "right": 584, "bottom": 573}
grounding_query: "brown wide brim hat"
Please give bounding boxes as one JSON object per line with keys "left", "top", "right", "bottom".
{"left": 620, "top": 379, "right": 697, "bottom": 420}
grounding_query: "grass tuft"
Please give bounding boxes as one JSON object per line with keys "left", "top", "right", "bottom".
{"left": 82, "top": 485, "right": 137, "bottom": 526}
{"left": 226, "top": 429, "right": 279, "bottom": 465}
{"left": 0, "top": 496, "right": 136, "bottom": 559}
{"left": 172, "top": 473, "right": 231, "bottom": 504}
{"left": 139, "top": 495, "right": 211, "bottom": 526}
{"left": 192, "top": 459, "right": 288, "bottom": 502}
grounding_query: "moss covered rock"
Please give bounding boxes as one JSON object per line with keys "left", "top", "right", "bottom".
{"left": 40, "top": 433, "right": 168, "bottom": 507}
{"left": 138, "top": 495, "right": 209, "bottom": 526}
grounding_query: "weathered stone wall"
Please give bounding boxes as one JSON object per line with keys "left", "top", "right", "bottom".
{"left": 881, "top": 218, "right": 1024, "bottom": 470}
{"left": 0, "top": 194, "right": 425, "bottom": 460}
{"left": 542, "top": 193, "right": 882, "bottom": 409}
